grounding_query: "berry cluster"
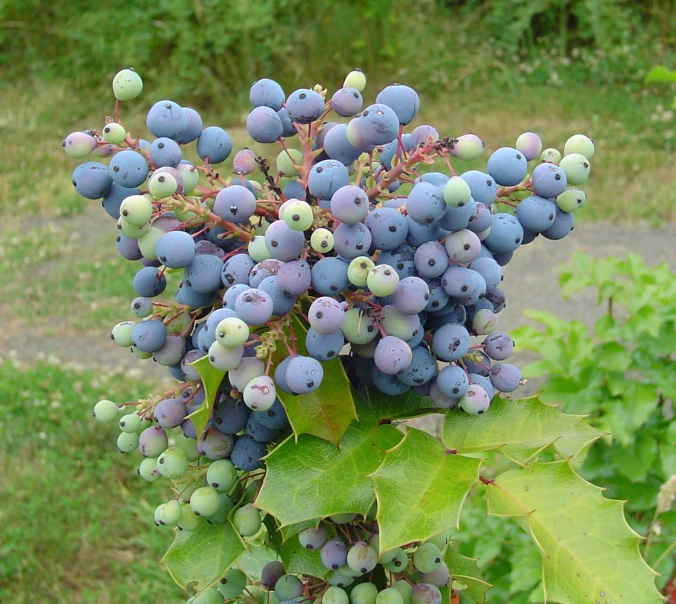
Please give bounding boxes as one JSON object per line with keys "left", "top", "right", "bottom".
{"left": 70, "top": 67, "right": 594, "bottom": 603}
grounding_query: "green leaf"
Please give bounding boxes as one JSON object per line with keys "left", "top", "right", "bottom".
{"left": 275, "top": 315, "right": 356, "bottom": 445}
{"left": 444, "top": 546, "right": 492, "bottom": 603}
{"left": 162, "top": 521, "right": 245, "bottom": 590}
{"left": 441, "top": 397, "right": 603, "bottom": 464}
{"left": 187, "top": 354, "right": 226, "bottom": 437}
{"left": 486, "top": 461, "right": 661, "bottom": 603}
{"left": 264, "top": 517, "right": 328, "bottom": 578}
{"left": 595, "top": 341, "right": 630, "bottom": 372}
{"left": 371, "top": 428, "right": 480, "bottom": 553}
{"left": 610, "top": 432, "right": 657, "bottom": 482}
{"left": 645, "top": 65, "right": 676, "bottom": 83}
{"left": 256, "top": 393, "right": 415, "bottom": 527}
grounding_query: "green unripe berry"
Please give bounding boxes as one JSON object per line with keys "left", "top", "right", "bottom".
{"left": 276, "top": 148, "right": 302, "bottom": 175}
{"left": 119, "top": 412, "right": 143, "bottom": 433}
{"left": 233, "top": 503, "right": 262, "bottom": 537}
{"left": 348, "top": 256, "right": 376, "bottom": 287}
{"left": 215, "top": 317, "right": 250, "bottom": 348}
{"left": 102, "top": 122, "right": 126, "bottom": 144}
{"left": 157, "top": 447, "right": 190, "bottom": 479}
{"left": 443, "top": 176, "right": 472, "bottom": 208}
{"left": 178, "top": 503, "right": 202, "bottom": 531}
{"left": 323, "top": 586, "right": 349, "bottom": 604}
{"left": 117, "top": 217, "right": 148, "bottom": 239}
{"left": 311, "top": 227, "right": 334, "bottom": 253}
{"left": 413, "top": 542, "right": 442, "bottom": 573}
{"left": 93, "top": 399, "right": 119, "bottom": 423}
{"left": 138, "top": 457, "right": 161, "bottom": 482}
{"left": 154, "top": 500, "right": 182, "bottom": 527}
{"left": 111, "top": 321, "right": 135, "bottom": 347}
{"left": 248, "top": 235, "right": 272, "bottom": 262}
{"left": 367, "top": 264, "right": 400, "bottom": 297}
{"left": 559, "top": 153, "right": 591, "bottom": 185}
{"left": 191, "top": 587, "right": 222, "bottom": 604}
{"left": 392, "top": 580, "right": 413, "bottom": 603}
{"left": 217, "top": 568, "right": 247, "bottom": 598}
{"left": 376, "top": 588, "right": 404, "bottom": 604}
{"left": 177, "top": 163, "right": 200, "bottom": 194}
{"left": 137, "top": 226, "right": 164, "bottom": 260}
{"left": 117, "top": 431, "right": 139, "bottom": 453}
{"left": 564, "top": 134, "right": 594, "bottom": 159}
{"left": 190, "top": 486, "right": 222, "bottom": 517}
{"left": 540, "top": 147, "right": 562, "bottom": 165}
{"left": 112, "top": 68, "right": 143, "bottom": 101}
{"left": 344, "top": 69, "right": 366, "bottom": 92}
{"left": 282, "top": 199, "right": 314, "bottom": 231}
{"left": 148, "top": 171, "right": 178, "bottom": 199}
{"left": 556, "top": 188, "right": 586, "bottom": 213}
{"left": 120, "top": 194, "right": 153, "bottom": 226}
{"left": 206, "top": 459, "right": 238, "bottom": 492}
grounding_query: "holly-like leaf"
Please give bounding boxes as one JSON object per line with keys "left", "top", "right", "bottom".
{"left": 275, "top": 315, "right": 357, "bottom": 445}
{"left": 187, "top": 354, "right": 226, "bottom": 437}
{"left": 265, "top": 516, "right": 328, "bottom": 578}
{"left": 371, "top": 428, "right": 480, "bottom": 553}
{"left": 444, "top": 546, "right": 492, "bottom": 603}
{"left": 486, "top": 461, "right": 661, "bottom": 603}
{"left": 162, "top": 521, "right": 245, "bottom": 590}
{"left": 442, "top": 397, "right": 603, "bottom": 464}
{"left": 255, "top": 391, "right": 427, "bottom": 527}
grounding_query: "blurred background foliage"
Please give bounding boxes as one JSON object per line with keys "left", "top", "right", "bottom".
{"left": 2, "top": 0, "right": 675, "bottom": 106}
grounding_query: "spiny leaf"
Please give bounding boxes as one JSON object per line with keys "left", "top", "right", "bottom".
{"left": 188, "top": 354, "right": 226, "bottom": 437}
{"left": 275, "top": 315, "right": 356, "bottom": 445}
{"left": 442, "top": 396, "right": 603, "bottom": 464}
{"left": 264, "top": 517, "right": 328, "bottom": 578}
{"left": 444, "top": 546, "right": 492, "bottom": 603}
{"left": 162, "top": 520, "right": 245, "bottom": 590}
{"left": 256, "top": 391, "right": 428, "bottom": 527}
{"left": 486, "top": 461, "right": 661, "bottom": 603}
{"left": 371, "top": 428, "right": 480, "bottom": 553}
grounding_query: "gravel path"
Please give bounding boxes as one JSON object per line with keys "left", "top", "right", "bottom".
{"left": 3, "top": 212, "right": 675, "bottom": 395}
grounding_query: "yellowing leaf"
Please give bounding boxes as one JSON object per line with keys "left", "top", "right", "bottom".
{"left": 442, "top": 397, "right": 603, "bottom": 464}
{"left": 486, "top": 461, "right": 661, "bottom": 603}
{"left": 371, "top": 428, "right": 480, "bottom": 553}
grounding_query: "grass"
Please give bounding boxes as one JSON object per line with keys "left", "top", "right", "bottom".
{"left": 0, "top": 357, "right": 185, "bottom": 603}
{"left": 0, "top": 78, "right": 674, "bottom": 224}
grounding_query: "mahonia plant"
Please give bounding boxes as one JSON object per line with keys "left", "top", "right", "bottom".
{"left": 65, "top": 68, "right": 662, "bottom": 603}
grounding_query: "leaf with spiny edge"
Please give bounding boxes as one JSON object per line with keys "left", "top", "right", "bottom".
{"left": 371, "top": 427, "right": 481, "bottom": 553}
{"left": 486, "top": 461, "right": 661, "bottom": 603}
{"left": 444, "top": 546, "right": 492, "bottom": 603}
{"left": 188, "top": 354, "right": 226, "bottom": 438}
{"left": 274, "top": 314, "right": 357, "bottom": 445}
{"left": 256, "top": 389, "right": 430, "bottom": 528}
{"left": 442, "top": 396, "right": 603, "bottom": 464}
